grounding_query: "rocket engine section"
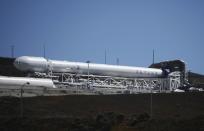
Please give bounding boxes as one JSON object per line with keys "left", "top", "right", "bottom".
{"left": 0, "top": 76, "right": 56, "bottom": 88}
{"left": 14, "top": 56, "right": 164, "bottom": 78}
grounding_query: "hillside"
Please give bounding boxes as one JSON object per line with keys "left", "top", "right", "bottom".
{"left": 0, "top": 93, "right": 204, "bottom": 131}
{"left": 0, "top": 57, "right": 26, "bottom": 77}
{"left": 188, "top": 72, "right": 204, "bottom": 88}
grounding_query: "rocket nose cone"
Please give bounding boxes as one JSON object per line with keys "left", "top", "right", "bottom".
{"left": 14, "top": 56, "right": 48, "bottom": 72}
{"left": 14, "top": 57, "right": 21, "bottom": 70}
{"left": 13, "top": 56, "right": 29, "bottom": 71}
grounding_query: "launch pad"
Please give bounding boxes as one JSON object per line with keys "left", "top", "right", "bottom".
{"left": 49, "top": 71, "right": 182, "bottom": 93}
{"left": 0, "top": 56, "right": 188, "bottom": 95}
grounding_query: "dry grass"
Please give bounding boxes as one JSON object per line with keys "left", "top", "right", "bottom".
{"left": 0, "top": 92, "right": 203, "bottom": 131}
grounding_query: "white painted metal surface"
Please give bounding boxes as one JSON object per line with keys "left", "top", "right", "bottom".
{"left": 14, "top": 56, "right": 163, "bottom": 78}
{"left": 0, "top": 76, "right": 56, "bottom": 88}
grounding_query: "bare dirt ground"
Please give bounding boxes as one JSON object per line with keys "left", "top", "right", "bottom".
{"left": 0, "top": 92, "right": 204, "bottom": 131}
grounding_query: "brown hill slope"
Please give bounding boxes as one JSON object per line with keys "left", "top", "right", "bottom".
{"left": 0, "top": 93, "right": 204, "bottom": 131}
{"left": 188, "top": 72, "right": 204, "bottom": 88}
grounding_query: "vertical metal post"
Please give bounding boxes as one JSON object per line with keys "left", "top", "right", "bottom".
{"left": 43, "top": 44, "right": 46, "bottom": 58}
{"left": 20, "top": 82, "right": 30, "bottom": 118}
{"left": 116, "top": 58, "right": 119, "bottom": 65}
{"left": 105, "top": 50, "right": 107, "bottom": 64}
{"left": 150, "top": 87, "right": 153, "bottom": 118}
{"left": 86, "top": 61, "right": 90, "bottom": 89}
{"left": 20, "top": 86, "right": 23, "bottom": 118}
{"left": 152, "top": 49, "right": 155, "bottom": 64}
{"left": 11, "top": 45, "right": 14, "bottom": 58}
{"left": 88, "top": 63, "right": 89, "bottom": 82}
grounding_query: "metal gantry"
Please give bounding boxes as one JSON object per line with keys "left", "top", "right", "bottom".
{"left": 47, "top": 71, "right": 181, "bottom": 93}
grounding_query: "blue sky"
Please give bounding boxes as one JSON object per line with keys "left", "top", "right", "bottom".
{"left": 0, "top": 0, "right": 204, "bottom": 74}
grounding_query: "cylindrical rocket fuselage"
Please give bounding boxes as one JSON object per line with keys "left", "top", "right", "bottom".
{"left": 14, "top": 56, "right": 163, "bottom": 78}
{"left": 0, "top": 76, "right": 55, "bottom": 88}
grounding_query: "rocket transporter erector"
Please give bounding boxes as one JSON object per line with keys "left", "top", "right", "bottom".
{"left": 14, "top": 56, "right": 164, "bottom": 78}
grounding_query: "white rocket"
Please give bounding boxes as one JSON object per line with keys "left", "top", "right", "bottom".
{"left": 14, "top": 56, "right": 164, "bottom": 78}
